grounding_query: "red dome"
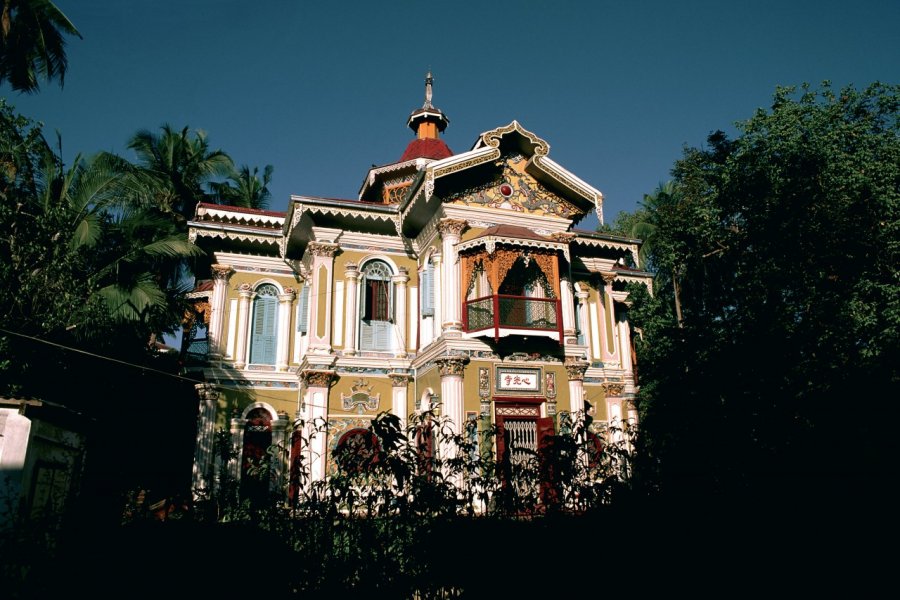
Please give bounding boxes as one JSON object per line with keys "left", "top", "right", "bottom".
{"left": 399, "top": 137, "right": 453, "bottom": 162}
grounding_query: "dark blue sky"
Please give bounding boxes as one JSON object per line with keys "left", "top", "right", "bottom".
{"left": 5, "top": 0, "right": 898, "bottom": 228}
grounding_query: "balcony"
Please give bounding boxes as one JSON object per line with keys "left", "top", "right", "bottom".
{"left": 463, "top": 295, "right": 562, "bottom": 343}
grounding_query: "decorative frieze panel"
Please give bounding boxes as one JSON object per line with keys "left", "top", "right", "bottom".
{"left": 496, "top": 405, "right": 541, "bottom": 417}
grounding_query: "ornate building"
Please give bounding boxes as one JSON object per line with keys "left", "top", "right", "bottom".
{"left": 187, "top": 74, "right": 652, "bottom": 498}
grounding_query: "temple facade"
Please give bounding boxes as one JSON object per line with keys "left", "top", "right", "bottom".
{"left": 186, "top": 74, "right": 652, "bottom": 498}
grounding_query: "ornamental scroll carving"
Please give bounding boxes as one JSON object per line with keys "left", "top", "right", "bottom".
{"left": 308, "top": 241, "right": 339, "bottom": 258}
{"left": 478, "top": 367, "right": 490, "bottom": 399}
{"left": 435, "top": 355, "right": 468, "bottom": 377}
{"left": 301, "top": 369, "right": 335, "bottom": 388}
{"left": 341, "top": 378, "right": 381, "bottom": 414}
{"left": 564, "top": 358, "right": 589, "bottom": 381}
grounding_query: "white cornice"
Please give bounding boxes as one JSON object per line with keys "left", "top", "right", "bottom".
{"left": 196, "top": 205, "right": 284, "bottom": 226}
{"left": 214, "top": 252, "right": 297, "bottom": 274}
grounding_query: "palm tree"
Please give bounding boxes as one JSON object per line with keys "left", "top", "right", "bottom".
{"left": 634, "top": 181, "right": 684, "bottom": 327}
{"left": 127, "top": 124, "right": 234, "bottom": 223}
{"left": 210, "top": 163, "right": 274, "bottom": 209}
{"left": 31, "top": 148, "right": 203, "bottom": 330}
{"left": 0, "top": 0, "right": 80, "bottom": 93}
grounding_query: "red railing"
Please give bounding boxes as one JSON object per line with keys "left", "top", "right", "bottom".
{"left": 463, "top": 295, "right": 563, "bottom": 342}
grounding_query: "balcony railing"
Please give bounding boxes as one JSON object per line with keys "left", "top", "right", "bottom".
{"left": 463, "top": 294, "right": 562, "bottom": 342}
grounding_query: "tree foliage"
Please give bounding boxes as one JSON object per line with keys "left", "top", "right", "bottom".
{"left": 0, "top": 0, "right": 80, "bottom": 93}
{"left": 630, "top": 82, "right": 900, "bottom": 502}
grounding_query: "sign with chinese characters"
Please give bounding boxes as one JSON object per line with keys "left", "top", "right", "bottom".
{"left": 496, "top": 367, "right": 541, "bottom": 392}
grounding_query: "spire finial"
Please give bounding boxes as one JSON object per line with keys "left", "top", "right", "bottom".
{"left": 424, "top": 70, "right": 434, "bottom": 109}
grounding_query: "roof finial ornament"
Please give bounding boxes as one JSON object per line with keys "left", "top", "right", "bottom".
{"left": 424, "top": 70, "right": 434, "bottom": 109}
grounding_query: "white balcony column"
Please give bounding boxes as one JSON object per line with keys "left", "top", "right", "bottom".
{"left": 343, "top": 263, "right": 360, "bottom": 356}
{"left": 307, "top": 242, "right": 339, "bottom": 354}
{"left": 300, "top": 369, "right": 334, "bottom": 484}
{"left": 192, "top": 383, "right": 219, "bottom": 497}
{"left": 560, "top": 275, "right": 577, "bottom": 344}
{"left": 390, "top": 373, "right": 412, "bottom": 430}
{"left": 276, "top": 288, "right": 296, "bottom": 371}
{"left": 438, "top": 219, "right": 467, "bottom": 337}
{"left": 234, "top": 284, "right": 254, "bottom": 369}
{"left": 392, "top": 267, "right": 410, "bottom": 358}
{"left": 208, "top": 264, "right": 234, "bottom": 356}
{"left": 565, "top": 358, "right": 589, "bottom": 416}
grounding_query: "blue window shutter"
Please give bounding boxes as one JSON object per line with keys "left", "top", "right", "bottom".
{"left": 297, "top": 285, "right": 309, "bottom": 333}
{"left": 250, "top": 294, "right": 277, "bottom": 364}
{"left": 421, "top": 263, "right": 434, "bottom": 317}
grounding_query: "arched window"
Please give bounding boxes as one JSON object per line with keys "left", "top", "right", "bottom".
{"left": 359, "top": 260, "right": 393, "bottom": 351}
{"left": 333, "top": 428, "right": 381, "bottom": 474}
{"left": 249, "top": 284, "right": 278, "bottom": 364}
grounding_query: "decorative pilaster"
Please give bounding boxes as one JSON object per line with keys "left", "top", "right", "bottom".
{"left": 575, "top": 287, "right": 591, "bottom": 358}
{"left": 209, "top": 264, "right": 234, "bottom": 356}
{"left": 389, "top": 372, "right": 412, "bottom": 429}
{"left": 617, "top": 301, "right": 634, "bottom": 376}
{"left": 229, "top": 414, "right": 245, "bottom": 483}
{"left": 544, "top": 371, "right": 558, "bottom": 417}
{"left": 565, "top": 358, "right": 589, "bottom": 415}
{"left": 600, "top": 272, "right": 618, "bottom": 363}
{"left": 276, "top": 288, "right": 296, "bottom": 371}
{"left": 234, "top": 283, "right": 254, "bottom": 369}
{"left": 438, "top": 218, "right": 467, "bottom": 336}
{"left": 192, "top": 383, "right": 220, "bottom": 497}
{"left": 307, "top": 242, "right": 339, "bottom": 354}
{"left": 270, "top": 412, "right": 291, "bottom": 494}
{"left": 343, "top": 263, "right": 360, "bottom": 356}
{"left": 392, "top": 267, "right": 410, "bottom": 357}
{"left": 300, "top": 368, "right": 335, "bottom": 483}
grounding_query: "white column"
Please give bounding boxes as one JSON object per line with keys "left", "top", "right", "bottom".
{"left": 560, "top": 276, "right": 576, "bottom": 343}
{"left": 276, "top": 288, "right": 296, "bottom": 371}
{"left": 307, "top": 242, "right": 338, "bottom": 354}
{"left": 301, "top": 369, "right": 333, "bottom": 483}
{"left": 438, "top": 219, "right": 467, "bottom": 336}
{"left": 435, "top": 355, "right": 467, "bottom": 436}
{"left": 192, "top": 383, "right": 220, "bottom": 497}
{"left": 208, "top": 264, "right": 233, "bottom": 356}
{"left": 234, "top": 284, "right": 254, "bottom": 369}
{"left": 343, "top": 263, "right": 360, "bottom": 356}
{"left": 565, "top": 359, "right": 589, "bottom": 415}
{"left": 390, "top": 373, "right": 411, "bottom": 430}
{"left": 432, "top": 252, "right": 443, "bottom": 338}
{"left": 392, "top": 267, "right": 409, "bottom": 358}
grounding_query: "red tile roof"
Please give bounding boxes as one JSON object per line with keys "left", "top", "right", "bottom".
{"left": 472, "top": 224, "right": 551, "bottom": 242}
{"left": 399, "top": 138, "right": 453, "bottom": 162}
